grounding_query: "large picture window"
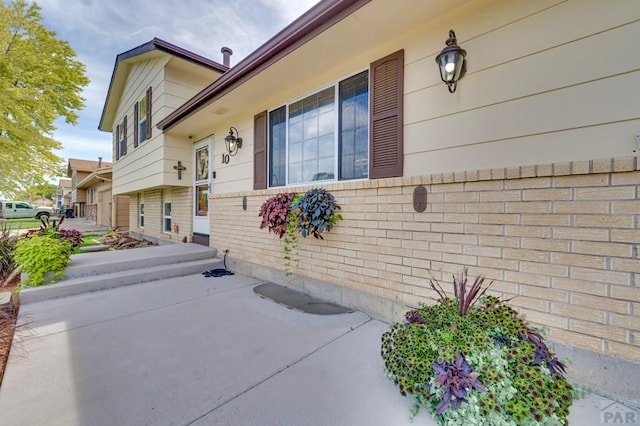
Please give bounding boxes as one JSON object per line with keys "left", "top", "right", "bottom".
{"left": 268, "top": 70, "right": 369, "bottom": 187}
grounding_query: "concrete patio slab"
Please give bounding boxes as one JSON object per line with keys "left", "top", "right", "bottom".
{"left": 0, "top": 272, "right": 635, "bottom": 425}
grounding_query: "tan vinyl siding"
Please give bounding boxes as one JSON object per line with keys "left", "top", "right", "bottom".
{"left": 181, "top": 0, "right": 639, "bottom": 196}
{"left": 127, "top": 187, "right": 191, "bottom": 243}
{"left": 113, "top": 58, "right": 220, "bottom": 195}
{"left": 113, "top": 195, "right": 129, "bottom": 229}
{"left": 98, "top": 189, "right": 111, "bottom": 227}
{"left": 402, "top": 0, "right": 640, "bottom": 175}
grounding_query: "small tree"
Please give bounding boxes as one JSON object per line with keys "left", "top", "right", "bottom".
{"left": 0, "top": 0, "right": 90, "bottom": 197}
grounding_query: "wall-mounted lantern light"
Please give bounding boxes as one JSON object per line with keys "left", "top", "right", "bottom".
{"left": 224, "top": 127, "right": 243, "bottom": 156}
{"left": 435, "top": 30, "right": 467, "bottom": 93}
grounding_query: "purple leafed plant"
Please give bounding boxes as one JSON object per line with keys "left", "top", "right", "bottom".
{"left": 258, "top": 192, "right": 297, "bottom": 238}
{"left": 433, "top": 355, "right": 487, "bottom": 413}
{"left": 526, "top": 329, "right": 567, "bottom": 376}
{"left": 58, "top": 229, "right": 83, "bottom": 249}
{"left": 405, "top": 310, "right": 426, "bottom": 325}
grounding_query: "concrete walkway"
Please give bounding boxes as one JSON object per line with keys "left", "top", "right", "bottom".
{"left": 0, "top": 272, "right": 635, "bottom": 425}
{"left": 58, "top": 217, "right": 111, "bottom": 233}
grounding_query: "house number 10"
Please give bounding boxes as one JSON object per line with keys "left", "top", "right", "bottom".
{"left": 221, "top": 153, "right": 230, "bottom": 164}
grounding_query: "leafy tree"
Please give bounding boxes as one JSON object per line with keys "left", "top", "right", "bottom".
{"left": 17, "top": 181, "right": 57, "bottom": 202}
{"left": 0, "top": 0, "right": 89, "bottom": 197}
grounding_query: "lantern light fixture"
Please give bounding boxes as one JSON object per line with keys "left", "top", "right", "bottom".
{"left": 435, "top": 30, "right": 467, "bottom": 93}
{"left": 224, "top": 127, "right": 243, "bottom": 156}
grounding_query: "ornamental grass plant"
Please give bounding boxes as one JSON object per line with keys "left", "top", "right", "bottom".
{"left": 381, "top": 269, "right": 574, "bottom": 425}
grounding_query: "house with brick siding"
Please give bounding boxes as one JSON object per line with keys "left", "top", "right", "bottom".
{"left": 99, "top": 38, "right": 231, "bottom": 245}
{"left": 114, "top": 0, "right": 639, "bottom": 403}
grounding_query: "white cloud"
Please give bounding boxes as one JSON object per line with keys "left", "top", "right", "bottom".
{"left": 36, "top": 0, "right": 319, "bottom": 171}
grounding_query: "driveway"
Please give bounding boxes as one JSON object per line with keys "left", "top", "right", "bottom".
{"left": 0, "top": 273, "right": 433, "bottom": 425}
{"left": 0, "top": 272, "right": 626, "bottom": 425}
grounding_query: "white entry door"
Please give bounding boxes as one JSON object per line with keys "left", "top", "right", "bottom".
{"left": 193, "top": 138, "right": 211, "bottom": 236}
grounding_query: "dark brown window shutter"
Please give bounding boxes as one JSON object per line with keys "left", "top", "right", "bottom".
{"left": 146, "top": 87, "right": 152, "bottom": 139}
{"left": 253, "top": 111, "right": 267, "bottom": 190}
{"left": 122, "top": 116, "right": 127, "bottom": 155}
{"left": 115, "top": 124, "right": 120, "bottom": 160}
{"left": 133, "top": 102, "right": 139, "bottom": 147}
{"left": 369, "top": 49, "right": 404, "bottom": 179}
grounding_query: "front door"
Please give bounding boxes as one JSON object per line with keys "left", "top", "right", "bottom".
{"left": 193, "top": 138, "right": 211, "bottom": 245}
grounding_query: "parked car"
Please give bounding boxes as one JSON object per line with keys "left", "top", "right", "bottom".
{"left": 0, "top": 201, "right": 54, "bottom": 219}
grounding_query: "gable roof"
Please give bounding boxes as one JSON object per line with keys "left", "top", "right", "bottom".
{"left": 57, "top": 178, "right": 72, "bottom": 189}
{"left": 99, "top": 38, "right": 229, "bottom": 132}
{"left": 67, "top": 158, "right": 112, "bottom": 177}
{"left": 76, "top": 168, "right": 113, "bottom": 189}
{"left": 157, "top": 0, "right": 371, "bottom": 132}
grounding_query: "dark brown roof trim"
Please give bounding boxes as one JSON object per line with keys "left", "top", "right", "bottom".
{"left": 157, "top": 0, "right": 371, "bottom": 132}
{"left": 98, "top": 38, "right": 228, "bottom": 131}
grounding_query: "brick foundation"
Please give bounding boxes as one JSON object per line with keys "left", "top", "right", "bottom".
{"left": 211, "top": 156, "right": 640, "bottom": 368}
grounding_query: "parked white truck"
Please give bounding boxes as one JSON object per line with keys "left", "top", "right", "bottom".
{"left": 0, "top": 201, "right": 54, "bottom": 219}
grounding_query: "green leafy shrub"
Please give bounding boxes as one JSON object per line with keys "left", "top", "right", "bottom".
{"left": 0, "top": 223, "right": 18, "bottom": 283}
{"left": 14, "top": 233, "right": 72, "bottom": 287}
{"left": 22, "top": 215, "right": 83, "bottom": 250}
{"left": 381, "top": 269, "right": 573, "bottom": 425}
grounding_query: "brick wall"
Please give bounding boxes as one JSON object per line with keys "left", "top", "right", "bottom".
{"left": 86, "top": 204, "right": 97, "bottom": 222}
{"left": 211, "top": 156, "right": 640, "bottom": 365}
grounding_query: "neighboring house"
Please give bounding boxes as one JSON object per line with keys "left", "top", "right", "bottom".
{"left": 56, "top": 178, "right": 71, "bottom": 209}
{"left": 75, "top": 166, "right": 128, "bottom": 229}
{"left": 150, "top": 0, "right": 639, "bottom": 401}
{"left": 67, "top": 158, "right": 113, "bottom": 220}
{"left": 98, "top": 38, "right": 230, "bottom": 245}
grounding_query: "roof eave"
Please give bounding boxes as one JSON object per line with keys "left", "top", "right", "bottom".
{"left": 98, "top": 38, "right": 229, "bottom": 132}
{"left": 76, "top": 169, "right": 112, "bottom": 189}
{"left": 157, "top": 0, "right": 371, "bottom": 132}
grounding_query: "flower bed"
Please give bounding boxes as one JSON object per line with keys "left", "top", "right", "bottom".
{"left": 381, "top": 270, "right": 574, "bottom": 425}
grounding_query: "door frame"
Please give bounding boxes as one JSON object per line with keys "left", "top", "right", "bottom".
{"left": 193, "top": 137, "right": 212, "bottom": 243}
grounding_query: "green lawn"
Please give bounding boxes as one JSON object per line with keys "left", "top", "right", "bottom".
{"left": 77, "top": 234, "right": 106, "bottom": 248}
{"left": 1, "top": 218, "right": 44, "bottom": 230}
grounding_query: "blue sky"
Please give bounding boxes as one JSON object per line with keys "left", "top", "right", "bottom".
{"left": 37, "top": 0, "right": 318, "bottom": 167}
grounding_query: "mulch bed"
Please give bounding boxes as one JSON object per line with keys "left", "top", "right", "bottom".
{"left": 98, "top": 232, "right": 157, "bottom": 250}
{"left": 0, "top": 275, "right": 20, "bottom": 386}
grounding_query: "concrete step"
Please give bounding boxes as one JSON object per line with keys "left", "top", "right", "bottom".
{"left": 63, "top": 243, "right": 218, "bottom": 280}
{"left": 20, "top": 258, "right": 224, "bottom": 304}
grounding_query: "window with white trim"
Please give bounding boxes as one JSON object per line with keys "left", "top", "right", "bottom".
{"left": 268, "top": 70, "right": 369, "bottom": 187}
{"left": 138, "top": 96, "right": 148, "bottom": 143}
{"left": 163, "top": 202, "right": 172, "bottom": 233}
{"left": 134, "top": 87, "right": 152, "bottom": 146}
{"left": 138, "top": 194, "right": 144, "bottom": 228}
{"left": 116, "top": 116, "right": 127, "bottom": 159}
